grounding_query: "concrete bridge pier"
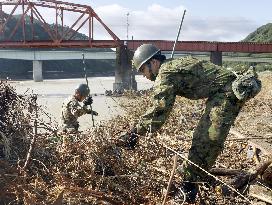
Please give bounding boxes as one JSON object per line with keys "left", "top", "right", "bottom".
{"left": 33, "top": 60, "right": 43, "bottom": 82}
{"left": 210, "top": 51, "right": 222, "bottom": 66}
{"left": 113, "top": 45, "right": 137, "bottom": 92}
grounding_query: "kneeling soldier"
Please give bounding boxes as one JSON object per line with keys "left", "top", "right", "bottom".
{"left": 59, "top": 83, "right": 98, "bottom": 133}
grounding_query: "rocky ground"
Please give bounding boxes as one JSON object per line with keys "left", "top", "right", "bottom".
{"left": 0, "top": 71, "right": 271, "bottom": 205}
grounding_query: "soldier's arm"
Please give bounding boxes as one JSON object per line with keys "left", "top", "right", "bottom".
{"left": 136, "top": 75, "right": 177, "bottom": 135}
{"left": 70, "top": 101, "right": 88, "bottom": 118}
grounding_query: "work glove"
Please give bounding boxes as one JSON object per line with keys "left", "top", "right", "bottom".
{"left": 87, "top": 110, "right": 98, "bottom": 116}
{"left": 83, "top": 96, "right": 93, "bottom": 106}
{"left": 117, "top": 129, "right": 138, "bottom": 150}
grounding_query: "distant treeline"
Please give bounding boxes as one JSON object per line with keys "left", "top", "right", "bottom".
{"left": 225, "top": 23, "right": 272, "bottom": 72}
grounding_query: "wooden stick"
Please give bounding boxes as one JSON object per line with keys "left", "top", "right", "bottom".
{"left": 229, "top": 129, "right": 271, "bottom": 155}
{"left": 23, "top": 133, "right": 37, "bottom": 170}
{"left": 227, "top": 136, "right": 272, "bottom": 141}
{"left": 163, "top": 144, "right": 253, "bottom": 204}
{"left": 162, "top": 155, "right": 178, "bottom": 205}
{"left": 23, "top": 96, "right": 38, "bottom": 170}
{"left": 255, "top": 159, "right": 272, "bottom": 176}
{"left": 68, "top": 187, "right": 122, "bottom": 205}
{"left": 173, "top": 135, "right": 272, "bottom": 141}
{"left": 249, "top": 193, "right": 272, "bottom": 204}
{"left": 209, "top": 168, "right": 245, "bottom": 176}
{"left": 262, "top": 164, "right": 272, "bottom": 185}
{"left": 231, "top": 159, "right": 272, "bottom": 189}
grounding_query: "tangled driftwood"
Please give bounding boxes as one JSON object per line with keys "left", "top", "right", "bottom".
{"left": 0, "top": 73, "right": 272, "bottom": 204}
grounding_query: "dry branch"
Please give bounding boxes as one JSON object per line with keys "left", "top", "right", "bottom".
{"left": 249, "top": 193, "right": 272, "bottom": 204}
{"left": 249, "top": 184, "right": 272, "bottom": 204}
{"left": 262, "top": 163, "right": 272, "bottom": 186}
{"left": 229, "top": 129, "right": 271, "bottom": 155}
{"left": 162, "top": 155, "right": 178, "bottom": 205}
{"left": 1, "top": 75, "right": 272, "bottom": 204}
{"left": 23, "top": 96, "right": 38, "bottom": 170}
{"left": 209, "top": 168, "right": 246, "bottom": 176}
{"left": 231, "top": 159, "right": 272, "bottom": 189}
{"left": 67, "top": 187, "right": 123, "bottom": 205}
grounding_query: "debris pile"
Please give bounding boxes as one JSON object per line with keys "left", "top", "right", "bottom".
{"left": 0, "top": 73, "right": 272, "bottom": 204}
{"left": 0, "top": 81, "right": 35, "bottom": 160}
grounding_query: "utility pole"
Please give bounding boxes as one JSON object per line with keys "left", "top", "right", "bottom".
{"left": 125, "top": 12, "right": 135, "bottom": 90}
{"left": 126, "top": 12, "right": 129, "bottom": 40}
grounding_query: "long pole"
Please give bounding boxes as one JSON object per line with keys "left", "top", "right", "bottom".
{"left": 126, "top": 12, "right": 129, "bottom": 41}
{"left": 82, "top": 53, "right": 88, "bottom": 85}
{"left": 82, "top": 53, "right": 95, "bottom": 127}
{"left": 171, "top": 9, "right": 186, "bottom": 59}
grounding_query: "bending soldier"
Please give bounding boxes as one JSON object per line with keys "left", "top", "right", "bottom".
{"left": 59, "top": 84, "right": 98, "bottom": 133}
{"left": 121, "top": 44, "right": 261, "bottom": 203}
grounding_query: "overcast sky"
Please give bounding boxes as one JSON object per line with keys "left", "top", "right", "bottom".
{"left": 84, "top": 0, "right": 272, "bottom": 41}
{"left": 4, "top": 0, "right": 272, "bottom": 41}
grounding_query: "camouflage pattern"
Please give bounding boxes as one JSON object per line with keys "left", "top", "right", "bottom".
{"left": 182, "top": 88, "right": 245, "bottom": 181}
{"left": 136, "top": 56, "right": 261, "bottom": 181}
{"left": 232, "top": 66, "right": 262, "bottom": 100}
{"left": 59, "top": 95, "right": 89, "bottom": 133}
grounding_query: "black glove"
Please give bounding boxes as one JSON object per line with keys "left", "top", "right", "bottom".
{"left": 117, "top": 131, "right": 138, "bottom": 150}
{"left": 83, "top": 96, "right": 93, "bottom": 106}
{"left": 87, "top": 110, "right": 98, "bottom": 116}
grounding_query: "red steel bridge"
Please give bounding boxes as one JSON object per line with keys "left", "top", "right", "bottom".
{"left": 0, "top": 0, "right": 272, "bottom": 53}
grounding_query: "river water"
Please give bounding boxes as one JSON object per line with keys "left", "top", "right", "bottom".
{"left": 10, "top": 76, "right": 153, "bottom": 131}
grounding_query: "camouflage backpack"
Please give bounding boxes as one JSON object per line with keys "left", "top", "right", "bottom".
{"left": 232, "top": 66, "right": 262, "bottom": 101}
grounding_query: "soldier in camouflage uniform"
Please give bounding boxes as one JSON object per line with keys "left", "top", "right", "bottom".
{"left": 59, "top": 84, "right": 98, "bottom": 133}
{"left": 122, "top": 44, "right": 261, "bottom": 202}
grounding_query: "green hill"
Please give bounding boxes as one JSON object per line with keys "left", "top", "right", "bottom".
{"left": 223, "top": 23, "right": 272, "bottom": 72}
{"left": 0, "top": 14, "right": 115, "bottom": 79}
{"left": 243, "top": 23, "right": 272, "bottom": 43}
{"left": 0, "top": 13, "right": 91, "bottom": 42}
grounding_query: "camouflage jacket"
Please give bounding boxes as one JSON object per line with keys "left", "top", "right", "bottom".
{"left": 59, "top": 95, "right": 88, "bottom": 131}
{"left": 136, "top": 56, "right": 237, "bottom": 135}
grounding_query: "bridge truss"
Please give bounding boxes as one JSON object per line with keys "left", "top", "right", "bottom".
{"left": 0, "top": 0, "right": 121, "bottom": 48}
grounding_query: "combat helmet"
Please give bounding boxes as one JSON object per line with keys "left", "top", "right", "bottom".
{"left": 75, "top": 84, "right": 90, "bottom": 97}
{"left": 132, "top": 44, "right": 160, "bottom": 71}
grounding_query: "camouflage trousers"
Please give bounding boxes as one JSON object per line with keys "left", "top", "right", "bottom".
{"left": 58, "top": 123, "right": 79, "bottom": 134}
{"left": 183, "top": 85, "right": 246, "bottom": 182}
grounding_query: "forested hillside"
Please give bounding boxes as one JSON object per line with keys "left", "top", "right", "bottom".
{"left": 223, "top": 23, "right": 272, "bottom": 72}
{"left": 243, "top": 23, "right": 272, "bottom": 42}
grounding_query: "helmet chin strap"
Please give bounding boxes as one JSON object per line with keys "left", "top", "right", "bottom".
{"left": 147, "top": 62, "right": 157, "bottom": 81}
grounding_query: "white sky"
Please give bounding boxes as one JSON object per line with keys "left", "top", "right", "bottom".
{"left": 3, "top": 0, "right": 272, "bottom": 41}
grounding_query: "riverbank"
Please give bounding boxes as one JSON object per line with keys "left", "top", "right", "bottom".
{"left": 10, "top": 76, "right": 153, "bottom": 131}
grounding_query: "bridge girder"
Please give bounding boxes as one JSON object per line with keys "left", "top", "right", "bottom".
{"left": 1, "top": 39, "right": 272, "bottom": 53}
{"left": 126, "top": 40, "right": 272, "bottom": 53}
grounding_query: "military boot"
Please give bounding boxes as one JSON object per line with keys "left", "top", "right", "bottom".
{"left": 181, "top": 182, "right": 198, "bottom": 203}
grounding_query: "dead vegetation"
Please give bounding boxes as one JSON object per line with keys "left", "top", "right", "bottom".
{"left": 0, "top": 72, "right": 272, "bottom": 205}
